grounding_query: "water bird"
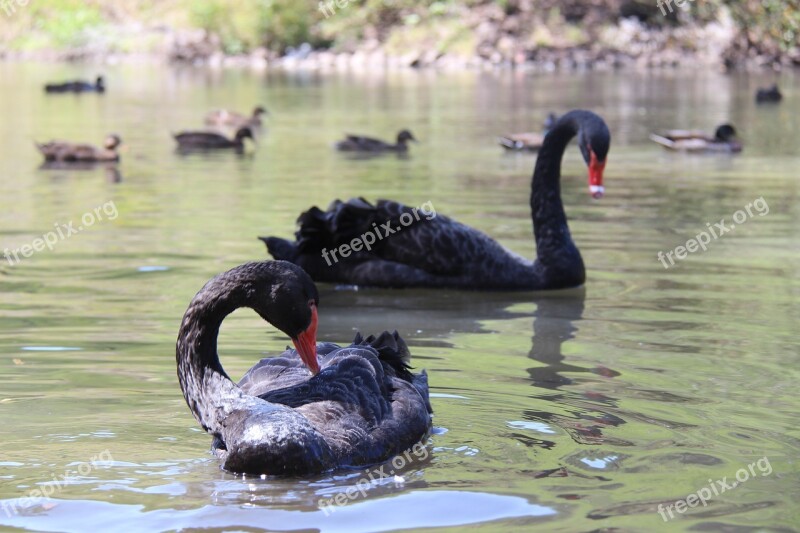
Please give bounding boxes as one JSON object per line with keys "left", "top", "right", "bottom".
{"left": 755, "top": 84, "right": 782, "bottom": 104}
{"left": 498, "top": 112, "right": 559, "bottom": 152}
{"left": 335, "top": 130, "right": 417, "bottom": 153}
{"left": 649, "top": 124, "right": 742, "bottom": 153}
{"left": 262, "top": 109, "right": 610, "bottom": 290}
{"left": 205, "top": 106, "right": 268, "bottom": 128}
{"left": 44, "top": 76, "right": 105, "bottom": 93}
{"left": 176, "top": 260, "right": 432, "bottom": 476}
{"left": 173, "top": 126, "right": 255, "bottom": 152}
{"left": 35, "top": 134, "right": 122, "bottom": 162}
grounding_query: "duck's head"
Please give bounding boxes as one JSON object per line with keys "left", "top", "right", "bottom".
{"left": 397, "top": 130, "right": 417, "bottom": 144}
{"left": 253, "top": 106, "right": 269, "bottom": 118}
{"left": 714, "top": 124, "right": 738, "bottom": 142}
{"left": 235, "top": 126, "right": 256, "bottom": 143}
{"left": 95, "top": 76, "right": 105, "bottom": 90}
{"left": 104, "top": 134, "right": 122, "bottom": 150}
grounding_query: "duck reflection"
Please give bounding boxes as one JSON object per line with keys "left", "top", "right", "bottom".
{"left": 38, "top": 161, "right": 122, "bottom": 183}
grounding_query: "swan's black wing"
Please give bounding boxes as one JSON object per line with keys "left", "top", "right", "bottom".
{"left": 239, "top": 331, "right": 431, "bottom": 463}
{"left": 261, "top": 197, "right": 530, "bottom": 288}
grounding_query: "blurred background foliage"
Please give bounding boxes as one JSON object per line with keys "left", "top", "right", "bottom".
{"left": 0, "top": 0, "right": 797, "bottom": 62}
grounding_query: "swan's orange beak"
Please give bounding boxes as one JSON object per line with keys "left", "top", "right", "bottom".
{"left": 589, "top": 149, "right": 605, "bottom": 199}
{"left": 292, "top": 304, "right": 319, "bottom": 374}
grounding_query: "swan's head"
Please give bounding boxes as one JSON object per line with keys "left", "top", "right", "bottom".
{"left": 577, "top": 118, "right": 610, "bottom": 199}
{"left": 247, "top": 261, "right": 320, "bottom": 374}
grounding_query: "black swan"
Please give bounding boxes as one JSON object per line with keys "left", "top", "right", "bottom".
{"left": 176, "top": 260, "right": 432, "bottom": 475}
{"left": 649, "top": 124, "right": 742, "bottom": 153}
{"left": 498, "top": 112, "right": 559, "bottom": 151}
{"left": 173, "top": 126, "right": 255, "bottom": 152}
{"left": 205, "top": 106, "right": 268, "bottom": 128}
{"left": 262, "top": 109, "right": 610, "bottom": 290}
{"left": 36, "top": 134, "right": 122, "bottom": 162}
{"left": 44, "top": 76, "right": 105, "bottom": 93}
{"left": 336, "top": 130, "right": 417, "bottom": 152}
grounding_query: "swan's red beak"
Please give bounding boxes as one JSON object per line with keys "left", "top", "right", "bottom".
{"left": 589, "top": 149, "right": 606, "bottom": 199}
{"left": 292, "top": 304, "right": 319, "bottom": 375}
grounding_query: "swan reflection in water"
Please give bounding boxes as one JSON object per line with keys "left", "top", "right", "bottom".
{"left": 524, "top": 290, "right": 626, "bottom": 448}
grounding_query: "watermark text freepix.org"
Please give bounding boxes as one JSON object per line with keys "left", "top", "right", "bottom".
{"left": 1, "top": 450, "right": 113, "bottom": 518}
{"left": 657, "top": 456, "right": 772, "bottom": 521}
{"left": 657, "top": 197, "right": 768, "bottom": 269}
{"left": 318, "top": 442, "right": 429, "bottom": 514}
{"left": 318, "top": 0, "right": 359, "bottom": 19}
{"left": 4, "top": 200, "right": 118, "bottom": 266}
{"left": 656, "top": 0, "right": 695, "bottom": 17}
{"left": 1, "top": 0, "right": 29, "bottom": 18}
{"left": 322, "top": 201, "right": 436, "bottom": 267}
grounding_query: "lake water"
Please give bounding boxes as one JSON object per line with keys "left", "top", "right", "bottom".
{"left": 0, "top": 62, "right": 798, "bottom": 532}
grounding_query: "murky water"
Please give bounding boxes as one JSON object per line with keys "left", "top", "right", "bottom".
{"left": 0, "top": 63, "right": 798, "bottom": 532}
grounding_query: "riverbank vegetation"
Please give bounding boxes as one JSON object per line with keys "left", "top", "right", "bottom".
{"left": 0, "top": 0, "right": 797, "bottom": 68}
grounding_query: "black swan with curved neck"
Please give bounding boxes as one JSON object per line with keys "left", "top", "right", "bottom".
{"left": 176, "top": 261, "right": 432, "bottom": 475}
{"left": 261, "top": 110, "right": 610, "bottom": 290}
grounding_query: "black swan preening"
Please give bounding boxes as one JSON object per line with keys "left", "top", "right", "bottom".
{"left": 263, "top": 110, "right": 610, "bottom": 290}
{"left": 176, "top": 261, "right": 432, "bottom": 476}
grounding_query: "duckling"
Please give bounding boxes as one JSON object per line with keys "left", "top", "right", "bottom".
{"left": 173, "top": 126, "right": 255, "bottom": 152}
{"left": 335, "top": 130, "right": 417, "bottom": 152}
{"left": 44, "top": 76, "right": 105, "bottom": 94}
{"left": 649, "top": 124, "right": 742, "bottom": 153}
{"left": 36, "top": 134, "right": 122, "bottom": 162}
{"left": 204, "top": 106, "right": 268, "bottom": 128}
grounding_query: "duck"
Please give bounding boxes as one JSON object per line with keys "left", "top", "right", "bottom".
{"left": 173, "top": 126, "right": 255, "bottom": 152}
{"left": 649, "top": 124, "right": 742, "bottom": 153}
{"left": 205, "top": 106, "right": 269, "bottom": 128}
{"left": 335, "top": 130, "right": 417, "bottom": 153}
{"left": 44, "top": 76, "right": 105, "bottom": 94}
{"left": 35, "top": 134, "right": 122, "bottom": 162}
{"left": 261, "top": 109, "right": 610, "bottom": 290}
{"left": 755, "top": 84, "right": 782, "bottom": 104}
{"left": 498, "top": 112, "right": 559, "bottom": 152}
{"left": 176, "top": 260, "right": 432, "bottom": 476}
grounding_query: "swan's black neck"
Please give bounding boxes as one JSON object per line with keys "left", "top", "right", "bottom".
{"left": 176, "top": 261, "right": 318, "bottom": 435}
{"left": 176, "top": 272, "right": 251, "bottom": 435}
{"left": 529, "top": 110, "right": 594, "bottom": 288}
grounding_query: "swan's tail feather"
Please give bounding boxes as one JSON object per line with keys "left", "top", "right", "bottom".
{"left": 260, "top": 236, "right": 298, "bottom": 261}
{"left": 354, "top": 330, "right": 414, "bottom": 382}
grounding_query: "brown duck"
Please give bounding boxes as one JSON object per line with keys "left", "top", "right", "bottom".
{"left": 205, "top": 106, "right": 268, "bottom": 128}
{"left": 36, "top": 134, "right": 122, "bottom": 162}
